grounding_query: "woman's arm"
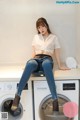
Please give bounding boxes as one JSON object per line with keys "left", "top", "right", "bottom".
{"left": 54, "top": 48, "right": 70, "bottom": 70}
{"left": 32, "top": 46, "right": 36, "bottom": 58}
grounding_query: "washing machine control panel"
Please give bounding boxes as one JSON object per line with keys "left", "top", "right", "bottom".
{"left": 63, "top": 83, "right": 75, "bottom": 90}
{"left": 7, "top": 84, "right": 13, "bottom": 90}
{"left": 0, "top": 82, "right": 17, "bottom": 91}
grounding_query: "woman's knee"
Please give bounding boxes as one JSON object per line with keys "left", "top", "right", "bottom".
{"left": 27, "top": 59, "right": 38, "bottom": 68}
{"left": 42, "top": 59, "right": 53, "bottom": 69}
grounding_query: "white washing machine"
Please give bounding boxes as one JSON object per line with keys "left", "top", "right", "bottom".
{"left": 0, "top": 80, "right": 33, "bottom": 120}
{"left": 32, "top": 80, "right": 79, "bottom": 120}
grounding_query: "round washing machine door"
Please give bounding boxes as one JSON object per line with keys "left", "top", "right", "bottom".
{"left": 39, "top": 94, "right": 73, "bottom": 120}
{"left": 1, "top": 98, "right": 23, "bottom": 120}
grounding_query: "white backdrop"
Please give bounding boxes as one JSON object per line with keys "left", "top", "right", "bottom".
{"left": 0, "top": 0, "right": 79, "bottom": 65}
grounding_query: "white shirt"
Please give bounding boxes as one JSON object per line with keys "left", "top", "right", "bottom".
{"left": 32, "top": 34, "right": 60, "bottom": 58}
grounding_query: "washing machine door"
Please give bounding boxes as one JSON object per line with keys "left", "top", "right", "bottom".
{"left": 1, "top": 97, "right": 23, "bottom": 120}
{"left": 39, "top": 94, "right": 73, "bottom": 120}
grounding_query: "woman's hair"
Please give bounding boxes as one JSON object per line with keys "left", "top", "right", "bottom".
{"left": 36, "top": 17, "right": 51, "bottom": 34}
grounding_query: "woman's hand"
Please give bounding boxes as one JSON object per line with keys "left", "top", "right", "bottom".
{"left": 54, "top": 49, "right": 70, "bottom": 70}
{"left": 59, "top": 65, "right": 71, "bottom": 70}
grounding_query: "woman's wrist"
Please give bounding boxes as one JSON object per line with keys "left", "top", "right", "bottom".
{"left": 58, "top": 63, "right": 61, "bottom": 69}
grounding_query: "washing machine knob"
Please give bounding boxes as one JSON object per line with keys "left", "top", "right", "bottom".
{"left": 7, "top": 84, "right": 12, "bottom": 90}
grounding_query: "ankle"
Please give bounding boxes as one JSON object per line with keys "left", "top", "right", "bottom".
{"left": 53, "top": 99, "right": 59, "bottom": 111}
{"left": 11, "top": 95, "right": 20, "bottom": 111}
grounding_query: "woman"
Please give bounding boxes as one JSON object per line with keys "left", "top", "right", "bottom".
{"left": 10, "top": 17, "right": 69, "bottom": 116}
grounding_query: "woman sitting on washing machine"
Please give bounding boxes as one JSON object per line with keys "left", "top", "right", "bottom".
{"left": 10, "top": 17, "right": 69, "bottom": 115}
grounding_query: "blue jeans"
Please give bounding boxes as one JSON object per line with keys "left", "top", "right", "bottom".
{"left": 17, "top": 56, "right": 58, "bottom": 100}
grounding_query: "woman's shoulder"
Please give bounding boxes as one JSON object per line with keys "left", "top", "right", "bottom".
{"left": 34, "top": 34, "right": 40, "bottom": 37}
{"left": 50, "top": 33, "right": 56, "bottom": 37}
{"left": 49, "top": 33, "right": 58, "bottom": 39}
{"left": 33, "top": 34, "right": 40, "bottom": 39}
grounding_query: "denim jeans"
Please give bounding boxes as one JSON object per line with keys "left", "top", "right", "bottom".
{"left": 16, "top": 56, "right": 58, "bottom": 100}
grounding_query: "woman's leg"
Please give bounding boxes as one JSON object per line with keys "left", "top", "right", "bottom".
{"left": 42, "top": 59, "right": 59, "bottom": 111}
{"left": 11, "top": 59, "right": 38, "bottom": 112}
{"left": 17, "top": 59, "right": 38, "bottom": 96}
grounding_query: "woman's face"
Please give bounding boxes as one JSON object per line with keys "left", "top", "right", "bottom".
{"left": 37, "top": 25, "right": 48, "bottom": 36}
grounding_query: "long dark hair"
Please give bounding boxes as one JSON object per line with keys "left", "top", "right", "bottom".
{"left": 36, "top": 17, "right": 51, "bottom": 34}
